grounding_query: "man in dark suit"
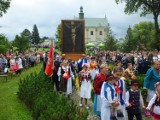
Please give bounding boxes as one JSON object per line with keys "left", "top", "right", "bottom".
{"left": 51, "top": 55, "right": 60, "bottom": 91}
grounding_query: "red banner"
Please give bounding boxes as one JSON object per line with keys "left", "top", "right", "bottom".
{"left": 45, "top": 41, "right": 54, "bottom": 77}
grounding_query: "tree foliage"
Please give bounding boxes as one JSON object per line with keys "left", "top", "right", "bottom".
{"left": 115, "top": 0, "right": 160, "bottom": 16}
{"left": 105, "top": 24, "right": 117, "bottom": 51}
{"left": 12, "top": 34, "right": 30, "bottom": 52}
{"left": 131, "top": 22, "right": 155, "bottom": 50}
{"left": 122, "top": 22, "right": 155, "bottom": 52}
{"left": 123, "top": 26, "right": 136, "bottom": 52}
{"left": 0, "top": 34, "right": 9, "bottom": 45}
{"left": 0, "top": 0, "right": 11, "bottom": 17}
{"left": 0, "top": 34, "right": 10, "bottom": 53}
{"left": 31, "top": 24, "right": 40, "bottom": 45}
{"left": 21, "top": 29, "right": 31, "bottom": 38}
{"left": 115, "top": 0, "right": 160, "bottom": 50}
{"left": 21, "top": 29, "right": 31, "bottom": 44}
{"left": 55, "top": 24, "right": 62, "bottom": 50}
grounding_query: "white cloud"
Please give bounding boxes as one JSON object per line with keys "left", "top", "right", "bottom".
{"left": 0, "top": 0, "right": 154, "bottom": 41}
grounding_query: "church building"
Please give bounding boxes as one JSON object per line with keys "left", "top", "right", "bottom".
{"left": 77, "top": 6, "right": 109, "bottom": 44}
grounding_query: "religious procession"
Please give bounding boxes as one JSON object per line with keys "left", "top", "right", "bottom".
{"left": 1, "top": 1, "right": 160, "bottom": 120}
{"left": 43, "top": 48, "right": 160, "bottom": 120}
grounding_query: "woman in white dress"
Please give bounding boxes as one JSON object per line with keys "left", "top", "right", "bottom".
{"left": 57, "top": 60, "right": 74, "bottom": 99}
{"left": 79, "top": 64, "right": 92, "bottom": 109}
{"left": 9, "top": 55, "right": 16, "bottom": 71}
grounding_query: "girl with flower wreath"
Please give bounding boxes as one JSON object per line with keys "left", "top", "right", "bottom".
{"left": 78, "top": 63, "right": 92, "bottom": 109}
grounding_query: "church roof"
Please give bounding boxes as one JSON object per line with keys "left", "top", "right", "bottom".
{"left": 84, "top": 18, "right": 108, "bottom": 27}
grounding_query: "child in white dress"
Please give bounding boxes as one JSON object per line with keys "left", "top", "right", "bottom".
{"left": 79, "top": 64, "right": 92, "bottom": 109}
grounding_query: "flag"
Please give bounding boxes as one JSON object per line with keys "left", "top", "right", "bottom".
{"left": 45, "top": 40, "right": 54, "bottom": 77}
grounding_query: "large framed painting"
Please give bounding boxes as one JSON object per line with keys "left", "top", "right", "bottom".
{"left": 61, "top": 20, "right": 85, "bottom": 54}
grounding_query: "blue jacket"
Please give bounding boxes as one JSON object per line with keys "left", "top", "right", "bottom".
{"left": 104, "top": 82, "right": 114, "bottom": 100}
{"left": 78, "top": 58, "right": 89, "bottom": 69}
{"left": 143, "top": 67, "right": 160, "bottom": 90}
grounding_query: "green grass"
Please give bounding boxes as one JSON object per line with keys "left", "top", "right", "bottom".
{"left": 37, "top": 48, "right": 49, "bottom": 52}
{"left": 37, "top": 47, "right": 61, "bottom": 54}
{"left": 0, "top": 64, "right": 43, "bottom": 120}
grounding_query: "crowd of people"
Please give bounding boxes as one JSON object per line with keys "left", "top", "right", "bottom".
{"left": 0, "top": 51, "right": 43, "bottom": 75}
{"left": 1, "top": 49, "right": 160, "bottom": 120}
{"left": 43, "top": 49, "right": 160, "bottom": 120}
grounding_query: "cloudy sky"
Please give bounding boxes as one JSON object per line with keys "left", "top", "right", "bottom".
{"left": 0, "top": 0, "right": 154, "bottom": 41}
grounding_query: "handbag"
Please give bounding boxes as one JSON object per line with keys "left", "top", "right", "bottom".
{"left": 144, "top": 109, "right": 151, "bottom": 117}
{"left": 63, "top": 72, "right": 70, "bottom": 80}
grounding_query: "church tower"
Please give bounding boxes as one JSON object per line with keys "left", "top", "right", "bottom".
{"left": 79, "top": 6, "right": 84, "bottom": 19}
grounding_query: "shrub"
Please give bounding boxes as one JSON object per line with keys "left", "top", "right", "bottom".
{"left": 136, "top": 74, "right": 146, "bottom": 88}
{"left": 124, "top": 74, "right": 147, "bottom": 101}
{"left": 17, "top": 72, "right": 53, "bottom": 108}
{"left": 17, "top": 70, "right": 88, "bottom": 120}
{"left": 140, "top": 88, "right": 148, "bottom": 101}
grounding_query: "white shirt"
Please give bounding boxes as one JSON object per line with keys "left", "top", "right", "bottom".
{"left": 17, "top": 58, "right": 23, "bottom": 69}
{"left": 10, "top": 58, "right": 15, "bottom": 66}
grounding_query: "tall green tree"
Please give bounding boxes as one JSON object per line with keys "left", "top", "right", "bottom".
{"left": 131, "top": 21, "right": 155, "bottom": 50}
{"left": 0, "top": 34, "right": 10, "bottom": 53}
{"left": 55, "top": 24, "right": 62, "bottom": 50}
{"left": 21, "top": 29, "right": 31, "bottom": 38}
{"left": 0, "top": 34, "right": 9, "bottom": 45}
{"left": 115, "top": 0, "right": 160, "bottom": 50}
{"left": 105, "top": 24, "right": 117, "bottom": 51}
{"left": 21, "top": 28, "right": 31, "bottom": 47}
{"left": 123, "top": 26, "right": 136, "bottom": 52}
{"left": 0, "top": 0, "right": 11, "bottom": 17}
{"left": 31, "top": 24, "right": 40, "bottom": 46}
{"left": 12, "top": 34, "right": 30, "bottom": 52}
